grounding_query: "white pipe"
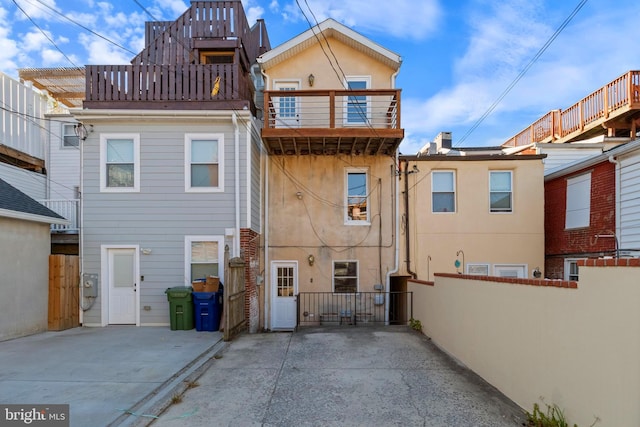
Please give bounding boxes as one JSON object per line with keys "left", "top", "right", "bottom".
{"left": 609, "top": 155, "right": 621, "bottom": 252}
{"left": 264, "top": 151, "right": 270, "bottom": 330}
{"left": 233, "top": 113, "right": 240, "bottom": 258}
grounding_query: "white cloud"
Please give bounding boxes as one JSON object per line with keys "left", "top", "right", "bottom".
{"left": 22, "top": 30, "right": 51, "bottom": 52}
{"left": 152, "top": 0, "right": 188, "bottom": 17}
{"left": 13, "top": 0, "right": 58, "bottom": 20}
{"left": 279, "top": 0, "right": 441, "bottom": 40}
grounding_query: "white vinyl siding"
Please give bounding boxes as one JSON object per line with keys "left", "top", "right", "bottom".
{"left": 619, "top": 153, "right": 640, "bottom": 255}
{"left": 185, "top": 133, "right": 224, "bottom": 192}
{"left": 565, "top": 173, "right": 591, "bottom": 229}
{"left": 100, "top": 134, "right": 140, "bottom": 192}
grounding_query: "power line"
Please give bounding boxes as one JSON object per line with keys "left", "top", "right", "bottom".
{"left": 456, "top": 0, "right": 589, "bottom": 146}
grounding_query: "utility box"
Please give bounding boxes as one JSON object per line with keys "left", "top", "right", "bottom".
{"left": 165, "top": 287, "right": 194, "bottom": 330}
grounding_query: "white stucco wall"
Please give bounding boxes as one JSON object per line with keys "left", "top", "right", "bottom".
{"left": 0, "top": 217, "right": 51, "bottom": 341}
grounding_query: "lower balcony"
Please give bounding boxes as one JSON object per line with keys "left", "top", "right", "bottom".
{"left": 262, "top": 89, "right": 404, "bottom": 155}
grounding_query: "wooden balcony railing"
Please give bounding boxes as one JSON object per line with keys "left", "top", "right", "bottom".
{"left": 84, "top": 64, "right": 254, "bottom": 111}
{"left": 262, "top": 89, "right": 403, "bottom": 155}
{"left": 503, "top": 70, "right": 640, "bottom": 147}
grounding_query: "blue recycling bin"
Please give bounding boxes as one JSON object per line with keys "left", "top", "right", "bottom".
{"left": 192, "top": 288, "right": 223, "bottom": 331}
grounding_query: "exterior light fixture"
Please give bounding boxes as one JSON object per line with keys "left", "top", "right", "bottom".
{"left": 296, "top": 191, "right": 303, "bottom": 200}
{"left": 308, "top": 254, "right": 315, "bottom": 266}
{"left": 308, "top": 73, "right": 315, "bottom": 87}
{"left": 74, "top": 123, "right": 93, "bottom": 141}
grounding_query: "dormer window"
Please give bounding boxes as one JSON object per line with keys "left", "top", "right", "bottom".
{"left": 200, "top": 51, "right": 234, "bottom": 64}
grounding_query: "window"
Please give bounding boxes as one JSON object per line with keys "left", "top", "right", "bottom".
{"left": 345, "top": 77, "right": 370, "bottom": 125}
{"left": 565, "top": 173, "right": 591, "bottom": 229}
{"left": 466, "top": 264, "right": 489, "bottom": 275}
{"left": 346, "top": 168, "right": 369, "bottom": 223}
{"left": 493, "top": 264, "right": 526, "bottom": 278}
{"left": 489, "top": 171, "right": 512, "bottom": 212}
{"left": 333, "top": 260, "right": 358, "bottom": 293}
{"left": 100, "top": 134, "right": 139, "bottom": 192}
{"left": 564, "top": 259, "right": 581, "bottom": 281}
{"left": 200, "top": 51, "right": 234, "bottom": 64}
{"left": 277, "top": 266, "right": 295, "bottom": 297}
{"left": 185, "top": 236, "right": 224, "bottom": 284}
{"left": 185, "top": 134, "right": 224, "bottom": 192}
{"left": 432, "top": 171, "right": 456, "bottom": 212}
{"left": 62, "top": 124, "right": 79, "bottom": 148}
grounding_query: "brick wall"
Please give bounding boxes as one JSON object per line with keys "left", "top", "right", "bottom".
{"left": 240, "top": 228, "right": 260, "bottom": 333}
{"left": 544, "top": 160, "right": 616, "bottom": 278}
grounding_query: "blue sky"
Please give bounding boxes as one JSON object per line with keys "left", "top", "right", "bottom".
{"left": 1, "top": 0, "right": 639, "bottom": 153}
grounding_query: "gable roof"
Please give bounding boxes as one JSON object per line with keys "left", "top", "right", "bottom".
{"left": 257, "top": 18, "right": 401, "bottom": 71}
{"left": 0, "top": 179, "right": 67, "bottom": 225}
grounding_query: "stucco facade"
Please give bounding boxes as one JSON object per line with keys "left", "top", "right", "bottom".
{"left": 400, "top": 155, "right": 546, "bottom": 281}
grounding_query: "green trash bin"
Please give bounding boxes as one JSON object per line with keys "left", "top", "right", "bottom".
{"left": 165, "top": 286, "right": 194, "bottom": 330}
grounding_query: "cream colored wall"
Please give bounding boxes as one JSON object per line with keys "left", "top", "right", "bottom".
{"left": 268, "top": 155, "right": 396, "bottom": 294}
{"left": 0, "top": 217, "right": 51, "bottom": 341}
{"left": 409, "top": 265, "right": 640, "bottom": 427}
{"left": 403, "top": 159, "right": 545, "bottom": 280}
{"left": 265, "top": 36, "right": 396, "bottom": 89}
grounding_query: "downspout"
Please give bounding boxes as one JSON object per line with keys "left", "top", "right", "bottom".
{"left": 403, "top": 158, "right": 417, "bottom": 279}
{"left": 264, "top": 150, "right": 270, "bottom": 330}
{"left": 384, "top": 156, "right": 400, "bottom": 324}
{"left": 233, "top": 113, "right": 240, "bottom": 257}
{"left": 609, "top": 154, "right": 621, "bottom": 253}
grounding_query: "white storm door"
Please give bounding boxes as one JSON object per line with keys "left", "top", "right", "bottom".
{"left": 271, "top": 262, "right": 298, "bottom": 330}
{"left": 108, "top": 248, "right": 137, "bottom": 324}
{"left": 274, "top": 82, "right": 300, "bottom": 128}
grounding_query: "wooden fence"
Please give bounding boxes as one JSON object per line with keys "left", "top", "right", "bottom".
{"left": 223, "top": 254, "right": 246, "bottom": 341}
{"left": 48, "top": 255, "right": 80, "bottom": 331}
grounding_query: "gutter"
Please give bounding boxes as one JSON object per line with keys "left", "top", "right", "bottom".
{"left": 609, "top": 154, "right": 621, "bottom": 253}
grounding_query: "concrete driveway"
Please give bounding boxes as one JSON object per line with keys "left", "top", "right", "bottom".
{"left": 148, "top": 326, "right": 527, "bottom": 427}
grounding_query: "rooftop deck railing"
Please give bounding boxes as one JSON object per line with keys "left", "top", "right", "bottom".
{"left": 84, "top": 63, "right": 254, "bottom": 110}
{"left": 503, "top": 70, "right": 640, "bottom": 147}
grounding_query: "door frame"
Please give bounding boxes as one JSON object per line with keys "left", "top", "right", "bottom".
{"left": 273, "top": 80, "right": 301, "bottom": 128}
{"left": 100, "top": 245, "right": 140, "bottom": 326}
{"left": 270, "top": 260, "right": 298, "bottom": 330}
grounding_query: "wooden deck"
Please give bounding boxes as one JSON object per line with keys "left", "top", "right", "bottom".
{"left": 503, "top": 70, "right": 640, "bottom": 147}
{"left": 261, "top": 89, "right": 404, "bottom": 155}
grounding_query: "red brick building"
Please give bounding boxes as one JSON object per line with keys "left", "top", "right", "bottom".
{"left": 544, "top": 156, "right": 616, "bottom": 279}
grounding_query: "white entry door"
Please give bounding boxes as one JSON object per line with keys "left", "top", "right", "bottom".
{"left": 271, "top": 262, "right": 297, "bottom": 330}
{"left": 108, "top": 248, "right": 137, "bottom": 324}
{"left": 274, "top": 82, "right": 300, "bottom": 128}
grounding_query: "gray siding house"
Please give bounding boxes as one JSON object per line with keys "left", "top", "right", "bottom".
{"left": 73, "top": 1, "right": 269, "bottom": 329}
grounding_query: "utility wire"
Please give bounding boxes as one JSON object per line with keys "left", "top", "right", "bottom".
{"left": 12, "top": 0, "right": 79, "bottom": 67}
{"left": 456, "top": 0, "right": 589, "bottom": 146}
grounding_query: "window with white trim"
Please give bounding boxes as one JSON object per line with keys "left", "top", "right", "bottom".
{"left": 185, "top": 236, "right": 224, "bottom": 285}
{"left": 565, "top": 173, "right": 591, "bottom": 229}
{"left": 466, "top": 263, "right": 489, "bottom": 275}
{"left": 489, "top": 171, "right": 512, "bottom": 212}
{"left": 432, "top": 171, "right": 456, "bottom": 213}
{"left": 100, "top": 134, "right": 140, "bottom": 192}
{"left": 564, "top": 259, "right": 582, "bottom": 281}
{"left": 346, "top": 168, "right": 369, "bottom": 223}
{"left": 62, "top": 124, "right": 79, "bottom": 148}
{"left": 493, "top": 264, "right": 526, "bottom": 278}
{"left": 333, "top": 260, "right": 358, "bottom": 293}
{"left": 185, "top": 134, "right": 224, "bottom": 192}
{"left": 345, "top": 77, "right": 370, "bottom": 125}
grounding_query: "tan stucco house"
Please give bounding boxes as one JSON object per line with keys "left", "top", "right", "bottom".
{"left": 398, "top": 150, "right": 546, "bottom": 282}
{"left": 258, "top": 19, "right": 404, "bottom": 329}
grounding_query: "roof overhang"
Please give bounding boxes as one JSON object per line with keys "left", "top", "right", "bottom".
{"left": 0, "top": 208, "right": 68, "bottom": 225}
{"left": 257, "top": 18, "right": 401, "bottom": 71}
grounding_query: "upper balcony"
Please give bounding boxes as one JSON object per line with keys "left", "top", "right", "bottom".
{"left": 262, "top": 89, "right": 404, "bottom": 156}
{"left": 83, "top": 63, "right": 256, "bottom": 113}
{"left": 503, "top": 70, "right": 640, "bottom": 147}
